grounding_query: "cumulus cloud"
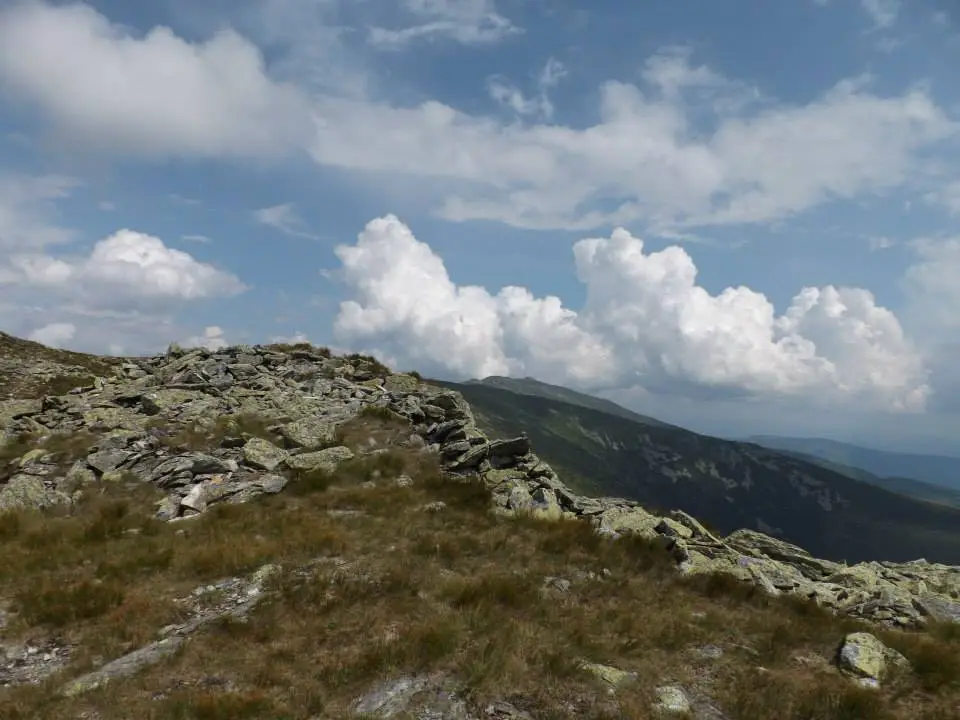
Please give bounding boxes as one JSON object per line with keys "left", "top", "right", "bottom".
{"left": 369, "top": 0, "right": 521, "bottom": 48}
{"left": 184, "top": 325, "right": 229, "bottom": 351}
{"left": 27, "top": 321, "right": 75, "bottom": 348}
{"left": 333, "top": 215, "right": 929, "bottom": 411}
{"left": 4, "top": 229, "right": 247, "bottom": 304}
{"left": 0, "top": 1, "right": 311, "bottom": 159}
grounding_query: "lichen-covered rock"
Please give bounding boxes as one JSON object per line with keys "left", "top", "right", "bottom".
{"left": 284, "top": 446, "right": 354, "bottom": 473}
{"left": 0, "top": 474, "right": 69, "bottom": 512}
{"left": 579, "top": 660, "right": 637, "bottom": 688}
{"left": 242, "top": 438, "right": 288, "bottom": 471}
{"left": 836, "top": 632, "right": 910, "bottom": 688}
{"left": 277, "top": 418, "right": 337, "bottom": 449}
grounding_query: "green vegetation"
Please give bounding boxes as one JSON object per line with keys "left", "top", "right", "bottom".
{"left": 433, "top": 379, "right": 960, "bottom": 565}
{"left": 0, "top": 413, "right": 957, "bottom": 719}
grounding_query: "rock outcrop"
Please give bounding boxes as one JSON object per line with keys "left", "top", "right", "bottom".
{"left": 1, "top": 342, "right": 958, "bottom": 633}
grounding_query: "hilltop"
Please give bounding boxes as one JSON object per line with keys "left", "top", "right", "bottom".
{"left": 0, "top": 336, "right": 958, "bottom": 719}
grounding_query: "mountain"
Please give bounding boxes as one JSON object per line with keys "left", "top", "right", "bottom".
{"left": 747, "top": 436, "right": 960, "bottom": 492}
{"left": 431, "top": 377, "right": 960, "bottom": 566}
{"left": 2, "top": 339, "right": 959, "bottom": 718}
{"left": 750, "top": 445, "right": 960, "bottom": 509}
{"left": 466, "top": 376, "right": 676, "bottom": 428}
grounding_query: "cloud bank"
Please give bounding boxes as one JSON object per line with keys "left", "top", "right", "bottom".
{"left": 333, "top": 215, "right": 929, "bottom": 411}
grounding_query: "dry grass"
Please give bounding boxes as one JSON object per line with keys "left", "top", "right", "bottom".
{"left": 0, "top": 415, "right": 958, "bottom": 719}
{"left": 0, "top": 429, "right": 103, "bottom": 486}
{"left": 144, "top": 413, "right": 287, "bottom": 452}
{"left": 0, "top": 331, "right": 120, "bottom": 400}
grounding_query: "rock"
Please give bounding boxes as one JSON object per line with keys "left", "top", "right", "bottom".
{"left": 242, "top": 438, "right": 288, "bottom": 471}
{"left": 0, "top": 474, "right": 69, "bottom": 512}
{"left": 530, "top": 487, "right": 563, "bottom": 520}
{"left": 353, "top": 674, "right": 471, "bottom": 718}
{"left": 86, "top": 448, "right": 132, "bottom": 474}
{"left": 148, "top": 453, "right": 234, "bottom": 484}
{"left": 836, "top": 632, "right": 910, "bottom": 687}
{"left": 597, "top": 506, "right": 661, "bottom": 539}
{"left": 285, "top": 446, "right": 354, "bottom": 473}
{"left": 278, "top": 418, "right": 337, "bottom": 449}
{"left": 655, "top": 685, "right": 691, "bottom": 714}
{"left": 579, "top": 660, "right": 637, "bottom": 688}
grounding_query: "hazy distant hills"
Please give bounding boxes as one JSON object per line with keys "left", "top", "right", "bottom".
{"left": 746, "top": 435, "right": 960, "bottom": 493}
{"left": 430, "top": 376, "right": 960, "bottom": 565}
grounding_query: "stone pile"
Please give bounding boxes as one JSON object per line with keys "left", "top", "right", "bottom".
{"left": 0, "top": 342, "right": 958, "bottom": 631}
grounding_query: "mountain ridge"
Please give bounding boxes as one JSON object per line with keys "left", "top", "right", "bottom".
{"left": 433, "top": 377, "right": 960, "bottom": 567}
{"left": 746, "top": 435, "right": 960, "bottom": 492}
{"left": 0, "top": 335, "right": 958, "bottom": 718}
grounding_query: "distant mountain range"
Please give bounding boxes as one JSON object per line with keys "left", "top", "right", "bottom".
{"left": 745, "top": 435, "right": 960, "bottom": 492}
{"left": 430, "top": 375, "right": 960, "bottom": 565}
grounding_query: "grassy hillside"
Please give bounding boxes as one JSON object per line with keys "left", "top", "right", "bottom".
{"left": 433, "top": 379, "right": 960, "bottom": 565}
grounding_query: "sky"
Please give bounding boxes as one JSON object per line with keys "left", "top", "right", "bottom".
{"left": 0, "top": 0, "right": 959, "bottom": 454}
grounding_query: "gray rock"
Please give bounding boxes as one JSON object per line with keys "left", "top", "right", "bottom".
{"left": 285, "top": 446, "right": 354, "bottom": 473}
{"left": 242, "top": 438, "right": 288, "bottom": 471}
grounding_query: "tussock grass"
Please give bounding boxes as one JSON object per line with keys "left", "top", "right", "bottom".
{"left": 0, "top": 414, "right": 957, "bottom": 720}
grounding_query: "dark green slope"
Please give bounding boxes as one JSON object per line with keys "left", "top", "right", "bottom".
{"left": 431, "top": 379, "right": 960, "bottom": 565}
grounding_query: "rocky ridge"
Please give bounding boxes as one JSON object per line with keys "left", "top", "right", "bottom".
{"left": 1, "top": 341, "right": 958, "bottom": 641}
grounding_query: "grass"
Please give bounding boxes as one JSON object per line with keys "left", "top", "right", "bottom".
{"left": 0, "top": 331, "right": 119, "bottom": 400}
{"left": 144, "top": 412, "right": 287, "bottom": 452}
{"left": 0, "top": 429, "right": 102, "bottom": 486}
{"left": 0, "top": 414, "right": 957, "bottom": 720}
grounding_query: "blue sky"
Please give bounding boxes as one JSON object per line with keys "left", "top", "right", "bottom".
{"left": 1, "top": 0, "right": 959, "bottom": 453}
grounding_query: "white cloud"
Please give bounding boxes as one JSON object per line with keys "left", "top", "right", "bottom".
{"left": 369, "top": 0, "right": 521, "bottom": 48}
{"left": 184, "top": 325, "right": 228, "bottom": 351}
{"left": 868, "top": 235, "right": 895, "bottom": 250}
{"left": 0, "top": 174, "right": 78, "bottom": 249}
{"left": 4, "top": 229, "right": 247, "bottom": 303}
{"left": 334, "top": 215, "right": 928, "bottom": 411}
{"left": 270, "top": 331, "right": 311, "bottom": 344}
{"left": 861, "top": 0, "right": 900, "bottom": 28}
{"left": 487, "top": 58, "right": 566, "bottom": 119}
{"left": 253, "top": 203, "right": 318, "bottom": 239}
{"left": 0, "top": 1, "right": 311, "bottom": 159}
{"left": 181, "top": 234, "right": 212, "bottom": 243}
{"left": 27, "top": 321, "right": 76, "bottom": 348}
{"left": 309, "top": 63, "right": 956, "bottom": 232}
{"left": 902, "top": 237, "right": 960, "bottom": 336}
{"left": 924, "top": 181, "right": 960, "bottom": 215}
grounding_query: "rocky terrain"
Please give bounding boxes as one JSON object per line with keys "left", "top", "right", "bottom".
{"left": 0, "top": 336, "right": 958, "bottom": 719}
{"left": 437, "top": 377, "right": 960, "bottom": 565}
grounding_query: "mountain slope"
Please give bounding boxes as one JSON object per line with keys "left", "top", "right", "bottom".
{"left": 748, "top": 435, "right": 960, "bottom": 492}
{"left": 432, "top": 378, "right": 960, "bottom": 565}
{"left": 758, "top": 446, "right": 960, "bottom": 509}
{"left": 468, "top": 376, "right": 676, "bottom": 428}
